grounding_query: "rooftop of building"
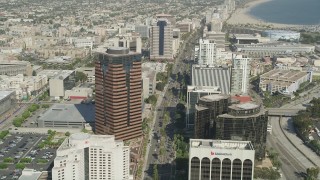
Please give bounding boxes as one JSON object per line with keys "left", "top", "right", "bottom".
{"left": 187, "top": 85, "right": 221, "bottom": 93}
{"left": 58, "top": 133, "right": 124, "bottom": 151}
{"left": 190, "top": 139, "right": 254, "bottom": 150}
{"left": 263, "top": 30, "right": 299, "bottom": 34}
{"left": 260, "top": 69, "right": 308, "bottom": 82}
{"left": 192, "top": 64, "right": 230, "bottom": 69}
{"left": 38, "top": 103, "right": 95, "bottom": 123}
{"left": 38, "top": 70, "right": 74, "bottom": 79}
{"left": 19, "top": 168, "right": 43, "bottom": 180}
{"left": 233, "top": 33, "right": 261, "bottom": 40}
{"left": 0, "top": 90, "right": 14, "bottom": 101}
{"left": 229, "top": 102, "right": 259, "bottom": 110}
{"left": 156, "top": 13, "right": 173, "bottom": 17}
{"left": 0, "top": 59, "right": 30, "bottom": 65}
{"left": 232, "top": 95, "right": 251, "bottom": 103}
{"left": 94, "top": 47, "right": 140, "bottom": 56}
{"left": 235, "top": 42, "right": 314, "bottom": 48}
{"left": 199, "top": 94, "right": 229, "bottom": 102}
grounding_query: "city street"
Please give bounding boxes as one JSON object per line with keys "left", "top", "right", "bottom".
{"left": 143, "top": 28, "right": 202, "bottom": 180}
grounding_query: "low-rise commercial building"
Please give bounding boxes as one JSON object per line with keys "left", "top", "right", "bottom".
{"left": 52, "top": 133, "right": 131, "bottom": 180}
{"left": 37, "top": 104, "right": 94, "bottom": 128}
{"left": 191, "top": 65, "right": 231, "bottom": 94}
{"left": 189, "top": 139, "right": 255, "bottom": 180}
{"left": 234, "top": 43, "right": 315, "bottom": 57}
{"left": 259, "top": 69, "right": 311, "bottom": 94}
{"left": 0, "top": 60, "right": 32, "bottom": 76}
{"left": 46, "top": 70, "right": 75, "bottom": 99}
{"left": 0, "top": 91, "right": 15, "bottom": 116}
{"left": 64, "top": 87, "right": 93, "bottom": 100}
{"left": 75, "top": 67, "right": 95, "bottom": 84}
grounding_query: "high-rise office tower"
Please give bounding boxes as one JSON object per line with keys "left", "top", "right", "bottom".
{"left": 231, "top": 54, "right": 251, "bottom": 95}
{"left": 193, "top": 94, "right": 268, "bottom": 159}
{"left": 198, "top": 39, "right": 217, "bottom": 65}
{"left": 194, "top": 94, "right": 230, "bottom": 139}
{"left": 52, "top": 133, "right": 131, "bottom": 180}
{"left": 216, "top": 102, "right": 268, "bottom": 159}
{"left": 95, "top": 47, "right": 142, "bottom": 141}
{"left": 150, "top": 18, "right": 173, "bottom": 60}
{"left": 189, "top": 139, "right": 255, "bottom": 180}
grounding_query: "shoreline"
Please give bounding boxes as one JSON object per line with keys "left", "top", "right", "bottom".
{"left": 227, "top": 0, "right": 305, "bottom": 29}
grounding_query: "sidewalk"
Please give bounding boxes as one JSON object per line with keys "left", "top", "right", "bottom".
{"left": 280, "top": 117, "right": 320, "bottom": 167}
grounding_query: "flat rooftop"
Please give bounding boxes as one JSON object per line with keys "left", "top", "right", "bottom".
{"left": 260, "top": 69, "right": 308, "bottom": 82}
{"left": 94, "top": 47, "right": 139, "bottom": 56}
{"left": 38, "top": 70, "right": 74, "bottom": 79}
{"left": 187, "top": 85, "right": 221, "bottom": 93}
{"left": 190, "top": 139, "right": 254, "bottom": 150}
{"left": 38, "top": 104, "right": 95, "bottom": 123}
{"left": 19, "top": 168, "right": 43, "bottom": 180}
{"left": 200, "top": 94, "right": 229, "bottom": 102}
{"left": 0, "top": 60, "right": 30, "bottom": 65}
{"left": 0, "top": 90, "right": 14, "bottom": 101}
{"left": 231, "top": 102, "right": 259, "bottom": 110}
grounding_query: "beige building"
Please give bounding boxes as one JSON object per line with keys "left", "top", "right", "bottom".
{"left": 0, "top": 60, "right": 32, "bottom": 76}
{"left": 36, "top": 47, "right": 90, "bottom": 59}
{"left": 0, "top": 91, "right": 16, "bottom": 116}
{"left": 259, "top": 69, "right": 311, "bottom": 94}
{"left": 46, "top": 70, "right": 75, "bottom": 99}
{"left": 75, "top": 67, "right": 95, "bottom": 84}
{"left": 150, "top": 18, "right": 173, "bottom": 61}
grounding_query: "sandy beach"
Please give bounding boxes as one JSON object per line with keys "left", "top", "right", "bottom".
{"left": 227, "top": 0, "right": 303, "bottom": 28}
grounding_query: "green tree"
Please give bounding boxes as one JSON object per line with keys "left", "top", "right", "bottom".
{"left": 156, "top": 82, "right": 165, "bottom": 91}
{"left": 145, "top": 95, "right": 157, "bottom": 106}
{"left": 75, "top": 71, "right": 88, "bottom": 83}
{"left": 65, "top": 132, "right": 70, "bottom": 136}
{"left": 32, "top": 70, "right": 37, "bottom": 76}
{"left": 22, "top": 111, "right": 30, "bottom": 119}
{"left": 0, "top": 163, "right": 8, "bottom": 169}
{"left": 153, "top": 164, "right": 159, "bottom": 180}
{"left": 15, "top": 163, "right": 25, "bottom": 169}
{"left": 20, "top": 158, "right": 32, "bottom": 163}
{"left": 0, "top": 130, "right": 9, "bottom": 139}
{"left": 306, "top": 167, "right": 320, "bottom": 180}
{"left": 3, "top": 157, "right": 14, "bottom": 163}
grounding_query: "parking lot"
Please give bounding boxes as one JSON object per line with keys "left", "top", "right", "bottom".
{"left": 0, "top": 133, "right": 56, "bottom": 179}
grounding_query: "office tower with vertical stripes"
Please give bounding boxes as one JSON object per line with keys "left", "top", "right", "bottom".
{"left": 150, "top": 18, "right": 173, "bottom": 60}
{"left": 95, "top": 47, "right": 142, "bottom": 141}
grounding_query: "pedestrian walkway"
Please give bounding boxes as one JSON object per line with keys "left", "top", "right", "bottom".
{"left": 280, "top": 117, "right": 320, "bottom": 167}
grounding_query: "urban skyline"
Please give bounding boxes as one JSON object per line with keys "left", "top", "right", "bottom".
{"left": 0, "top": 0, "right": 319, "bottom": 179}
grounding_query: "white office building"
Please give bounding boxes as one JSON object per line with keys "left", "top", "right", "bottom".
{"left": 189, "top": 139, "right": 255, "bottom": 180}
{"left": 198, "top": 39, "right": 216, "bottom": 65}
{"left": 52, "top": 133, "right": 131, "bottom": 180}
{"left": 231, "top": 54, "right": 251, "bottom": 95}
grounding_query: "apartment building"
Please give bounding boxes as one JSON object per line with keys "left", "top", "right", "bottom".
{"left": 231, "top": 54, "right": 251, "bottom": 95}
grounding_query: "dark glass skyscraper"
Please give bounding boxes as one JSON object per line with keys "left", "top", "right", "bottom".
{"left": 95, "top": 47, "right": 142, "bottom": 141}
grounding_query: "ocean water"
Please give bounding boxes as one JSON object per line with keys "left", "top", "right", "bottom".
{"left": 249, "top": 0, "right": 320, "bottom": 25}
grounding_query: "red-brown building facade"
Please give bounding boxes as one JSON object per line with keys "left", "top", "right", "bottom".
{"left": 95, "top": 47, "right": 142, "bottom": 141}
